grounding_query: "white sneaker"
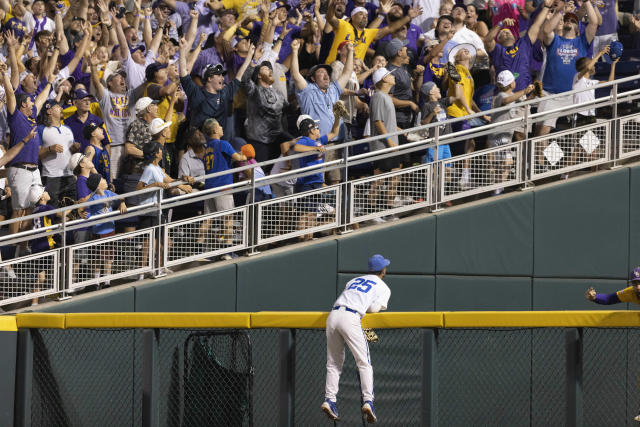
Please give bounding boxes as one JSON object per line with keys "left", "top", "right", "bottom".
{"left": 371, "top": 217, "right": 386, "bottom": 224}
{"left": 317, "top": 203, "right": 335, "bottom": 215}
{"left": 634, "top": 414, "right": 640, "bottom": 422}
{"left": 493, "top": 188, "right": 504, "bottom": 196}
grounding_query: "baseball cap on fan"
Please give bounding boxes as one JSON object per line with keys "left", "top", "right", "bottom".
{"left": 496, "top": 70, "right": 519, "bottom": 87}
{"left": 372, "top": 67, "right": 394, "bottom": 85}
{"left": 296, "top": 114, "right": 319, "bottom": 130}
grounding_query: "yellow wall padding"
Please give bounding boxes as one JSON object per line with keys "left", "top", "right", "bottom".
{"left": 362, "top": 312, "right": 444, "bottom": 329}
{"left": 442, "top": 311, "right": 640, "bottom": 327}
{"left": 65, "top": 313, "right": 252, "bottom": 329}
{"left": 10, "top": 311, "right": 640, "bottom": 329}
{"left": 251, "top": 312, "right": 329, "bottom": 329}
{"left": 16, "top": 313, "right": 66, "bottom": 329}
{"left": 0, "top": 316, "right": 17, "bottom": 331}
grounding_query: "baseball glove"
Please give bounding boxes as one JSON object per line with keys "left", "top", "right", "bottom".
{"left": 59, "top": 196, "right": 81, "bottom": 221}
{"left": 446, "top": 62, "right": 461, "bottom": 84}
{"left": 363, "top": 328, "right": 379, "bottom": 343}
{"left": 533, "top": 80, "right": 543, "bottom": 98}
{"left": 332, "top": 100, "right": 350, "bottom": 120}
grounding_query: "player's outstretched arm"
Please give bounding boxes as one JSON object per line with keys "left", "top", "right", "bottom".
{"left": 585, "top": 287, "right": 622, "bottom": 305}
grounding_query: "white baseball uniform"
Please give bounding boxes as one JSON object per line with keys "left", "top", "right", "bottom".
{"left": 325, "top": 274, "right": 391, "bottom": 402}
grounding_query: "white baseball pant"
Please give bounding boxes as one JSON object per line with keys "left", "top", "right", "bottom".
{"left": 325, "top": 308, "right": 374, "bottom": 402}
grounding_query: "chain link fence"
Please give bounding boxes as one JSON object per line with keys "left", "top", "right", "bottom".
{"left": 21, "top": 326, "right": 640, "bottom": 427}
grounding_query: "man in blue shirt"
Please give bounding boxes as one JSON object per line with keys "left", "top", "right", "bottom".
{"left": 200, "top": 118, "right": 247, "bottom": 248}
{"left": 536, "top": 2, "right": 598, "bottom": 138}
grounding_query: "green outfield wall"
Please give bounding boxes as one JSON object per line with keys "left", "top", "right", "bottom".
{"left": 31, "top": 164, "right": 640, "bottom": 314}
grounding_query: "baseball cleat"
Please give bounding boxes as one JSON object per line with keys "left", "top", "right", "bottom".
{"left": 321, "top": 399, "right": 339, "bottom": 421}
{"left": 362, "top": 400, "right": 377, "bottom": 423}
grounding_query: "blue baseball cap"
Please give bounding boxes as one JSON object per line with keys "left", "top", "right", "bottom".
{"left": 608, "top": 40, "right": 623, "bottom": 61}
{"left": 130, "top": 44, "right": 146, "bottom": 55}
{"left": 368, "top": 254, "right": 390, "bottom": 272}
{"left": 629, "top": 266, "right": 640, "bottom": 282}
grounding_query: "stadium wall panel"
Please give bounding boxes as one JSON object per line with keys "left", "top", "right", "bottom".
{"left": 236, "top": 240, "right": 338, "bottom": 311}
{"left": 336, "top": 215, "right": 436, "bottom": 274}
{"left": 435, "top": 275, "right": 532, "bottom": 311}
{"left": 532, "top": 278, "right": 630, "bottom": 310}
{"left": 134, "top": 264, "right": 237, "bottom": 312}
{"left": 435, "top": 191, "right": 534, "bottom": 276}
{"left": 37, "top": 286, "right": 135, "bottom": 313}
{"left": 533, "top": 168, "right": 630, "bottom": 279}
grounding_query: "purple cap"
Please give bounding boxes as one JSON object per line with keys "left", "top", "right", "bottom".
{"left": 629, "top": 267, "right": 640, "bottom": 282}
{"left": 129, "top": 44, "right": 146, "bottom": 55}
{"left": 74, "top": 89, "right": 92, "bottom": 100}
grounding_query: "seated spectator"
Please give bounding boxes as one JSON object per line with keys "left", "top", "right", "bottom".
{"left": 85, "top": 173, "right": 127, "bottom": 287}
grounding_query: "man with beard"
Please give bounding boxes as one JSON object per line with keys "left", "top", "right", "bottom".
{"left": 178, "top": 38, "right": 253, "bottom": 134}
{"left": 242, "top": 54, "right": 291, "bottom": 167}
{"left": 291, "top": 39, "right": 354, "bottom": 158}
{"left": 484, "top": 0, "right": 551, "bottom": 92}
{"left": 324, "top": 0, "right": 422, "bottom": 63}
{"left": 536, "top": 0, "right": 598, "bottom": 138}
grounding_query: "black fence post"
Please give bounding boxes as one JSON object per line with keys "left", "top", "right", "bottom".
{"left": 142, "top": 328, "right": 159, "bottom": 427}
{"left": 14, "top": 329, "right": 33, "bottom": 427}
{"left": 421, "top": 328, "right": 438, "bottom": 427}
{"left": 0, "top": 330, "right": 17, "bottom": 426}
{"left": 565, "top": 328, "right": 583, "bottom": 427}
{"left": 279, "top": 329, "right": 295, "bottom": 427}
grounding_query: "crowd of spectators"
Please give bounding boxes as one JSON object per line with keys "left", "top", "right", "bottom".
{"left": 0, "top": 0, "right": 636, "bottom": 284}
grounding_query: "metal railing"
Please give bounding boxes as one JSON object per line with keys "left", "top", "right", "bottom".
{"left": 1, "top": 74, "right": 640, "bottom": 307}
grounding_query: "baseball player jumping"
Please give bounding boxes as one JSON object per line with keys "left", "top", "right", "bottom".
{"left": 322, "top": 254, "right": 392, "bottom": 423}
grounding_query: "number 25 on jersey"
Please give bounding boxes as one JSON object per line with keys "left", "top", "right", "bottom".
{"left": 348, "top": 278, "right": 375, "bottom": 293}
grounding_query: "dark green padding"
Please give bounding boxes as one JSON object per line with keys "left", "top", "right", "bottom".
{"left": 436, "top": 191, "right": 534, "bottom": 276}
{"left": 337, "top": 216, "right": 436, "bottom": 274}
{"left": 36, "top": 286, "right": 135, "bottom": 313}
{"left": 134, "top": 265, "right": 237, "bottom": 312}
{"left": 532, "top": 278, "right": 630, "bottom": 310}
{"left": 436, "top": 275, "right": 532, "bottom": 311}
{"left": 628, "top": 164, "right": 640, "bottom": 270}
{"left": 236, "top": 240, "right": 338, "bottom": 311}
{"left": 0, "top": 332, "right": 16, "bottom": 425}
{"left": 337, "top": 273, "right": 435, "bottom": 311}
{"left": 533, "top": 168, "right": 629, "bottom": 279}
